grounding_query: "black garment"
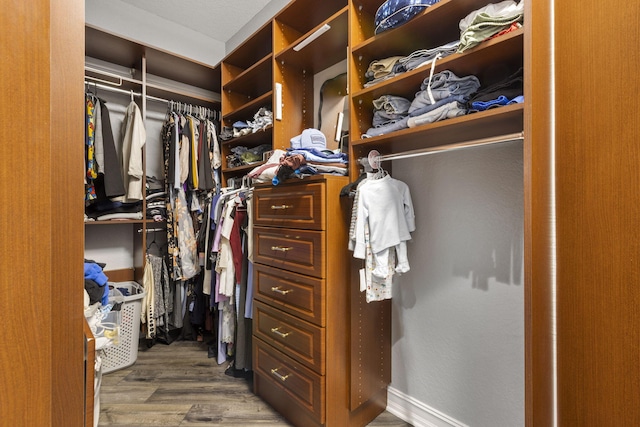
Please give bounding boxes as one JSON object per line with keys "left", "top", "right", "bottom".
{"left": 197, "top": 120, "right": 215, "bottom": 191}
{"left": 185, "top": 118, "right": 196, "bottom": 191}
{"left": 84, "top": 279, "right": 104, "bottom": 305}
{"left": 340, "top": 173, "right": 367, "bottom": 197}
{"left": 467, "top": 67, "right": 523, "bottom": 106}
{"left": 85, "top": 201, "right": 142, "bottom": 219}
{"left": 234, "top": 231, "right": 252, "bottom": 371}
{"left": 165, "top": 116, "right": 177, "bottom": 187}
{"left": 98, "top": 98, "right": 126, "bottom": 198}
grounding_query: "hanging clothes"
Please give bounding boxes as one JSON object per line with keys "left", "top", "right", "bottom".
{"left": 159, "top": 102, "right": 255, "bottom": 370}
{"left": 119, "top": 100, "right": 146, "bottom": 202}
{"left": 84, "top": 92, "right": 138, "bottom": 222}
{"left": 85, "top": 94, "right": 98, "bottom": 201}
{"left": 350, "top": 171, "right": 416, "bottom": 302}
{"left": 96, "top": 98, "right": 125, "bottom": 199}
{"left": 142, "top": 259, "right": 156, "bottom": 339}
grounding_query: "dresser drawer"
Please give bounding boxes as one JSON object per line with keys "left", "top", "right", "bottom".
{"left": 254, "top": 226, "right": 324, "bottom": 277}
{"left": 253, "top": 183, "right": 325, "bottom": 230}
{"left": 254, "top": 300, "right": 325, "bottom": 374}
{"left": 254, "top": 263, "right": 325, "bottom": 326}
{"left": 254, "top": 338, "right": 324, "bottom": 424}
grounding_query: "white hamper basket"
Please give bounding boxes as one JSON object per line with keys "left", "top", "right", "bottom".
{"left": 101, "top": 281, "right": 145, "bottom": 373}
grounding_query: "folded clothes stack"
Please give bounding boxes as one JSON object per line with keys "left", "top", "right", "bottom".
{"left": 84, "top": 200, "right": 143, "bottom": 221}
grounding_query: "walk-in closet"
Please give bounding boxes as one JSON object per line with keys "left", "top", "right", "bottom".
{"left": 4, "top": 0, "right": 640, "bottom": 426}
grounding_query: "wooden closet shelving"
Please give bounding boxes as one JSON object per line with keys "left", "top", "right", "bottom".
{"left": 272, "top": 1, "right": 348, "bottom": 151}
{"left": 84, "top": 25, "right": 221, "bottom": 282}
{"left": 221, "top": 21, "right": 273, "bottom": 185}
{"left": 245, "top": 2, "right": 394, "bottom": 427}
{"left": 351, "top": 103, "right": 524, "bottom": 153}
{"left": 348, "top": 0, "right": 524, "bottom": 178}
{"left": 274, "top": 8, "right": 349, "bottom": 73}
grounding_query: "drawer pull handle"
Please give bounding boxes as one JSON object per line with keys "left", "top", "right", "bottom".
{"left": 270, "top": 368, "right": 290, "bottom": 382}
{"left": 271, "top": 327, "right": 291, "bottom": 338}
{"left": 271, "top": 246, "right": 292, "bottom": 252}
{"left": 271, "top": 286, "right": 292, "bottom": 295}
{"left": 271, "top": 204, "right": 293, "bottom": 210}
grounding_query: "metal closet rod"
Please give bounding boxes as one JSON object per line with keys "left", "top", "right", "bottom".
{"left": 137, "top": 228, "right": 165, "bottom": 233}
{"left": 85, "top": 80, "right": 168, "bottom": 104}
{"left": 374, "top": 131, "right": 524, "bottom": 162}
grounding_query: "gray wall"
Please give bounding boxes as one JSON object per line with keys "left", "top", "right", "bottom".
{"left": 390, "top": 141, "right": 524, "bottom": 426}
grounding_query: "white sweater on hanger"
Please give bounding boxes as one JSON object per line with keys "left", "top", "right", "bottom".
{"left": 353, "top": 174, "right": 416, "bottom": 259}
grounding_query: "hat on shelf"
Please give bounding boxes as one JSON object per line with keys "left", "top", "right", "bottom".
{"left": 290, "top": 128, "right": 326, "bottom": 150}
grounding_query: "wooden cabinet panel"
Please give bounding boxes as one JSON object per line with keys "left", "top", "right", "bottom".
{"left": 254, "top": 263, "right": 325, "bottom": 326}
{"left": 254, "top": 300, "right": 325, "bottom": 374}
{"left": 254, "top": 226, "right": 324, "bottom": 277}
{"left": 253, "top": 183, "right": 325, "bottom": 230}
{"left": 254, "top": 338, "right": 325, "bottom": 423}
{"left": 251, "top": 118, "right": 385, "bottom": 427}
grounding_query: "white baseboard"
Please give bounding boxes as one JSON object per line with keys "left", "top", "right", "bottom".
{"left": 386, "top": 386, "right": 469, "bottom": 427}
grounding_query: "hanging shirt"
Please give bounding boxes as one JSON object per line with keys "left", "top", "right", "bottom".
{"left": 353, "top": 174, "right": 415, "bottom": 259}
{"left": 85, "top": 94, "right": 97, "bottom": 201}
{"left": 119, "top": 101, "right": 146, "bottom": 201}
{"left": 97, "top": 99, "right": 126, "bottom": 198}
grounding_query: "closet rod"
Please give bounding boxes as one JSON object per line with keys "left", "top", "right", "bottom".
{"left": 85, "top": 81, "right": 169, "bottom": 104}
{"left": 137, "top": 228, "right": 165, "bottom": 233}
{"left": 84, "top": 66, "right": 124, "bottom": 87}
{"left": 374, "top": 132, "right": 524, "bottom": 163}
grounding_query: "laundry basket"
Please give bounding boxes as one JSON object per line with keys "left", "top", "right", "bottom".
{"left": 101, "top": 281, "right": 145, "bottom": 373}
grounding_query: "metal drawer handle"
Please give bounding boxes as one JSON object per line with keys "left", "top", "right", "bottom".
{"left": 270, "top": 368, "right": 290, "bottom": 382}
{"left": 271, "top": 204, "right": 293, "bottom": 210}
{"left": 271, "top": 286, "right": 292, "bottom": 295}
{"left": 271, "top": 246, "right": 292, "bottom": 252}
{"left": 271, "top": 327, "right": 291, "bottom": 338}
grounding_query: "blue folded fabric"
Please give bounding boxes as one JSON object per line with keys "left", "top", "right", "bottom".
{"left": 288, "top": 148, "right": 348, "bottom": 163}
{"left": 471, "top": 95, "right": 510, "bottom": 111}
{"left": 84, "top": 262, "right": 108, "bottom": 286}
{"left": 375, "top": 0, "right": 441, "bottom": 34}
{"left": 470, "top": 95, "right": 523, "bottom": 112}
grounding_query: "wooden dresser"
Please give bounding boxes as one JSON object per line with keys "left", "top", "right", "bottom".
{"left": 252, "top": 175, "right": 390, "bottom": 427}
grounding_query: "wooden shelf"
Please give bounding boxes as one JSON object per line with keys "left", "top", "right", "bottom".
{"left": 223, "top": 161, "right": 266, "bottom": 175}
{"left": 223, "top": 91, "right": 273, "bottom": 124}
{"left": 352, "top": 29, "right": 524, "bottom": 103}
{"left": 275, "top": 8, "right": 348, "bottom": 73}
{"left": 146, "top": 82, "right": 220, "bottom": 106}
{"left": 223, "top": 21, "right": 272, "bottom": 69}
{"left": 222, "top": 53, "right": 273, "bottom": 97}
{"left": 275, "top": 0, "right": 347, "bottom": 43}
{"left": 145, "top": 47, "right": 220, "bottom": 93}
{"left": 351, "top": 0, "right": 499, "bottom": 61}
{"left": 85, "top": 25, "right": 144, "bottom": 71}
{"left": 84, "top": 219, "right": 144, "bottom": 225}
{"left": 222, "top": 125, "right": 273, "bottom": 148}
{"left": 351, "top": 103, "right": 524, "bottom": 155}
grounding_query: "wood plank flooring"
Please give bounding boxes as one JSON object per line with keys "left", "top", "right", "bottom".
{"left": 98, "top": 339, "right": 411, "bottom": 427}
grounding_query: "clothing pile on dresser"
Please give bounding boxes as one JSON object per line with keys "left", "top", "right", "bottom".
{"left": 247, "top": 128, "right": 349, "bottom": 185}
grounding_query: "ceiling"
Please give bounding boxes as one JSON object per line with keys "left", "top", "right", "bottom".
{"left": 118, "top": 0, "right": 278, "bottom": 43}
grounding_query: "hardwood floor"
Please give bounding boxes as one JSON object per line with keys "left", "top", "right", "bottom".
{"left": 98, "top": 339, "right": 411, "bottom": 427}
